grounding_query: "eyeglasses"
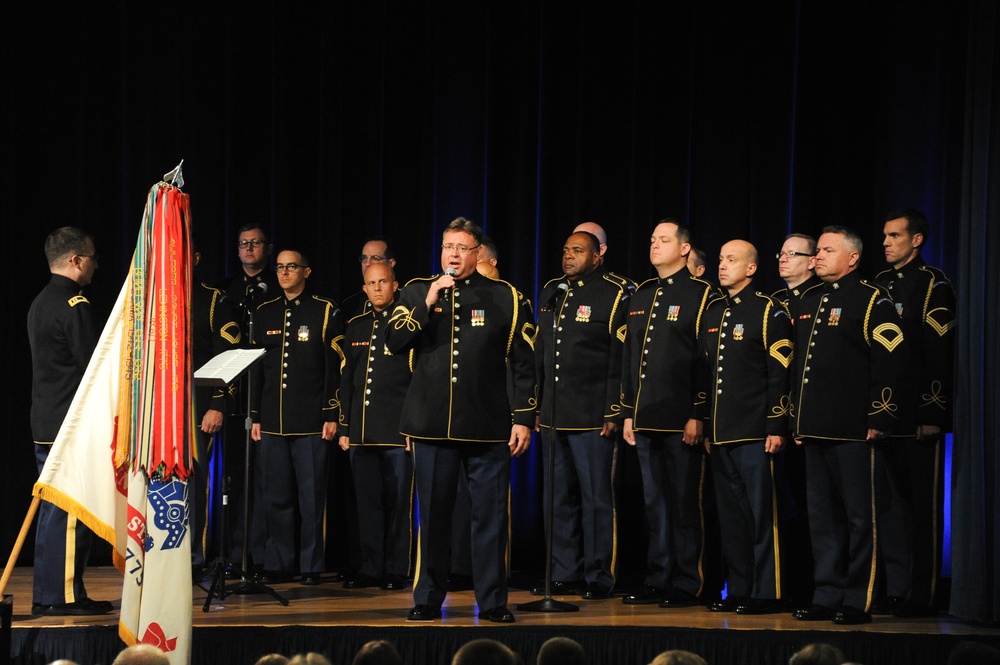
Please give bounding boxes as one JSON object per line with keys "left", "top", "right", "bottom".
{"left": 358, "top": 254, "right": 389, "bottom": 264}
{"left": 238, "top": 239, "right": 266, "bottom": 249}
{"left": 77, "top": 253, "right": 99, "bottom": 262}
{"left": 776, "top": 250, "right": 813, "bottom": 260}
{"left": 441, "top": 243, "right": 481, "bottom": 255}
{"left": 275, "top": 263, "right": 306, "bottom": 273}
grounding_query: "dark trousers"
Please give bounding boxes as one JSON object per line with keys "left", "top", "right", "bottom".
{"left": 804, "top": 439, "right": 881, "bottom": 610}
{"left": 541, "top": 428, "right": 617, "bottom": 587}
{"left": 877, "top": 436, "right": 944, "bottom": 605}
{"left": 711, "top": 441, "right": 780, "bottom": 600}
{"left": 259, "top": 433, "right": 330, "bottom": 573}
{"left": 412, "top": 440, "right": 510, "bottom": 611}
{"left": 449, "top": 471, "right": 473, "bottom": 579}
{"left": 190, "top": 429, "right": 216, "bottom": 569}
{"left": 33, "top": 444, "right": 93, "bottom": 605}
{"left": 633, "top": 431, "right": 707, "bottom": 595}
{"left": 350, "top": 445, "right": 414, "bottom": 579}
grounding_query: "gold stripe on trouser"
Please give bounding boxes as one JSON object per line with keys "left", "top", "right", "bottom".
{"left": 407, "top": 461, "right": 416, "bottom": 576}
{"left": 769, "top": 456, "right": 781, "bottom": 599}
{"left": 65, "top": 514, "right": 78, "bottom": 603}
{"left": 695, "top": 454, "right": 706, "bottom": 597}
{"left": 505, "top": 487, "right": 512, "bottom": 576}
{"left": 864, "top": 447, "right": 878, "bottom": 612}
{"left": 412, "top": 444, "right": 422, "bottom": 592}
{"left": 609, "top": 440, "right": 619, "bottom": 586}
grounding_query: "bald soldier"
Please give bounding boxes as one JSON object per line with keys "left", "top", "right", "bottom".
{"left": 697, "top": 240, "right": 792, "bottom": 614}
{"left": 338, "top": 262, "right": 414, "bottom": 590}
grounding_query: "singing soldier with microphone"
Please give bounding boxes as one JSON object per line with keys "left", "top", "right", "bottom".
{"left": 384, "top": 217, "right": 536, "bottom": 624}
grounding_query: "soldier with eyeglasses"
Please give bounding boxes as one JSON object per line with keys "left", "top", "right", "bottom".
{"left": 215, "top": 223, "right": 279, "bottom": 576}
{"left": 384, "top": 217, "right": 536, "bottom": 624}
{"left": 342, "top": 237, "right": 397, "bottom": 318}
{"left": 250, "top": 249, "right": 345, "bottom": 585}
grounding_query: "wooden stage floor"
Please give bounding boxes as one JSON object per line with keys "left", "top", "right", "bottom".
{"left": 5, "top": 567, "right": 1000, "bottom": 665}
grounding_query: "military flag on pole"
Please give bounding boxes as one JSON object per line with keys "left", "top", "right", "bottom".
{"left": 35, "top": 174, "right": 195, "bottom": 665}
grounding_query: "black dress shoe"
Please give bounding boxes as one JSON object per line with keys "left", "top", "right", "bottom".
{"left": 261, "top": 570, "right": 294, "bottom": 584}
{"left": 407, "top": 604, "right": 441, "bottom": 621}
{"left": 658, "top": 588, "right": 699, "bottom": 608}
{"left": 32, "top": 598, "right": 114, "bottom": 616}
{"left": 381, "top": 574, "right": 409, "bottom": 591}
{"left": 343, "top": 573, "right": 381, "bottom": 589}
{"left": 531, "top": 579, "right": 586, "bottom": 596}
{"left": 736, "top": 598, "right": 783, "bottom": 615}
{"left": 871, "top": 595, "right": 905, "bottom": 615}
{"left": 833, "top": 605, "right": 872, "bottom": 625}
{"left": 480, "top": 605, "right": 515, "bottom": 623}
{"left": 581, "top": 582, "right": 613, "bottom": 599}
{"left": 622, "top": 584, "right": 670, "bottom": 604}
{"left": 708, "top": 596, "right": 742, "bottom": 612}
{"left": 300, "top": 572, "right": 322, "bottom": 586}
{"left": 793, "top": 604, "right": 835, "bottom": 621}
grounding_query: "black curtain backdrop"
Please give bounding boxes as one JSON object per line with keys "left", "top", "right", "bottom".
{"left": 3, "top": 1, "right": 997, "bottom": 622}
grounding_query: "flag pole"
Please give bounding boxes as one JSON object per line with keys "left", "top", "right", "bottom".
{"left": 0, "top": 496, "right": 41, "bottom": 597}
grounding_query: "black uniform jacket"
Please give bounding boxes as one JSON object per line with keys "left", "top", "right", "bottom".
{"left": 792, "top": 271, "right": 909, "bottom": 441}
{"left": 192, "top": 282, "right": 241, "bottom": 412}
{"left": 384, "top": 271, "right": 536, "bottom": 442}
{"left": 339, "top": 299, "right": 413, "bottom": 445}
{"left": 875, "top": 257, "right": 956, "bottom": 430}
{"left": 621, "top": 267, "right": 716, "bottom": 432}
{"left": 250, "top": 290, "right": 345, "bottom": 435}
{"left": 772, "top": 275, "right": 824, "bottom": 318}
{"left": 28, "top": 274, "right": 98, "bottom": 443}
{"left": 341, "top": 290, "right": 374, "bottom": 320}
{"left": 698, "top": 286, "right": 793, "bottom": 444}
{"left": 536, "top": 268, "right": 630, "bottom": 429}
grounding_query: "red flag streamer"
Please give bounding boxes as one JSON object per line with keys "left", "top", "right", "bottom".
{"left": 147, "top": 186, "right": 193, "bottom": 479}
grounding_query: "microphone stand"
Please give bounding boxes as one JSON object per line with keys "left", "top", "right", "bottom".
{"left": 519, "top": 282, "right": 578, "bottom": 613}
{"left": 218, "top": 279, "right": 287, "bottom": 606}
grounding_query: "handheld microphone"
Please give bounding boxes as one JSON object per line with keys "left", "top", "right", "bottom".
{"left": 443, "top": 268, "right": 457, "bottom": 301}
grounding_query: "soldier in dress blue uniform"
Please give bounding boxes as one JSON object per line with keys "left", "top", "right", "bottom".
{"left": 384, "top": 218, "right": 535, "bottom": 624}
{"left": 791, "top": 226, "right": 909, "bottom": 625}
{"left": 873, "top": 209, "right": 956, "bottom": 617}
{"left": 534, "top": 231, "right": 630, "bottom": 600}
{"left": 28, "top": 227, "right": 113, "bottom": 616}
{"left": 620, "top": 219, "right": 716, "bottom": 608}
{"left": 250, "top": 249, "right": 344, "bottom": 585}
{"left": 338, "top": 262, "right": 414, "bottom": 591}
{"left": 771, "top": 233, "right": 823, "bottom": 608}
{"left": 698, "top": 240, "right": 792, "bottom": 615}
{"left": 215, "top": 223, "right": 280, "bottom": 572}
